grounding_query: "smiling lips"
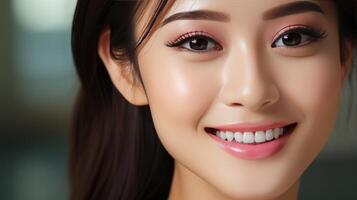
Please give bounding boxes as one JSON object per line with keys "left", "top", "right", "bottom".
{"left": 206, "top": 122, "right": 297, "bottom": 160}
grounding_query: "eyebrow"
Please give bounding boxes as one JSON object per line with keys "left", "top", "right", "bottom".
{"left": 161, "top": 1, "right": 324, "bottom": 27}
{"left": 262, "top": 1, "right": 325, "bottom": 20}
{"left": 161, "top": 10, "right": 230, "bottom": 27}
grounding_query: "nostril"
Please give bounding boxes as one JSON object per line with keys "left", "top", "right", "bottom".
{"left": 262, "top": 100, "right": 272, "bottom": 106}
{"left": 231, "top": 102, "right": 243, "bottom": 106}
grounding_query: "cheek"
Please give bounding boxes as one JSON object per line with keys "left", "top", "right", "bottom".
{"left": 276, "top": 53, "right": 343, "bottom": 174}
{"left": 277, "top": 55, "right": 342, "bottom": 120}
{"left": 138, "top": 50, "right": 220, "bottom": 136}
{"left": 279, "top": 54, "right": 343, "bottom": 145}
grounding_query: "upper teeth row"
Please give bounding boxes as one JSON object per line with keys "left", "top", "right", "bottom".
{"left": 215, "top": 128, "right": 284, "bottom": 144}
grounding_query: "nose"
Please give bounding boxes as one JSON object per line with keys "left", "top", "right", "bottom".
{"left": 220, "top": 48, "right": 280, "bottom": 111}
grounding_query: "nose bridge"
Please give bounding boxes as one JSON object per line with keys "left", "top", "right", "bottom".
{"left": 221, "top": 37, "right": 279, "bottom": 111}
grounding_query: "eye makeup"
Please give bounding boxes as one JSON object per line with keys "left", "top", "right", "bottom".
{"left": 164, "top": 24, "right": 327, "bottom": 53}
{"left": 165, "top": 30, "right": 222, "bottom": 52}
{"left": 271, "top": 24, "right": 328, "bottom": 48}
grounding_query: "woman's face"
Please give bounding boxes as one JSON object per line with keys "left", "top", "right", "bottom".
{"left": 136, "top": 0, "right": 344, "bottom": 199}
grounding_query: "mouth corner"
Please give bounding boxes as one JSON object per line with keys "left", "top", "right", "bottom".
{"left": 285, "top": 122, "right": 298, "bottom": 133}
{"left": 204, "top": 127, "right": 216, "bottom": 135}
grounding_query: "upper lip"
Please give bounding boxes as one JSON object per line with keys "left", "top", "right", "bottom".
{"left": 207, "top": 121, "right": 293, "bottom": 133}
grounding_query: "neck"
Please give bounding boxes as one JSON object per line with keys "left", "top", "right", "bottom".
{"left": 168, "top": 162, "right": 300, "bottom": 200}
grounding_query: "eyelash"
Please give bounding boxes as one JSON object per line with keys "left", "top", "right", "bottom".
{"left": 165, "top": 26, "right": 327, "bottom": 52}
{"left": 271, "top": 25, "right": 328, "bottom": 48}
{"left": 165, "top": 31, "right": 222, "bottom": 52}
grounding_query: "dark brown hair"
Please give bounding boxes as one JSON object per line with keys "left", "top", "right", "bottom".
{"left": 70, "top": 0, "right": 357, "bottom": 199}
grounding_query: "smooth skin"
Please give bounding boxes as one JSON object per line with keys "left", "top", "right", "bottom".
{"left": 98, "top": 0, "right": 353, "bottom": 199}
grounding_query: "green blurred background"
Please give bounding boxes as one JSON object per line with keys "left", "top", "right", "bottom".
{"left": 0, "top": 0, "right": 75, "bottom": 199}
{"left": 0, "top": 0, "right": 356, "bottom": 199}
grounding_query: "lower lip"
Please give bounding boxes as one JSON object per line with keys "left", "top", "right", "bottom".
{"left": 208, "top": 128, "right": 294, "bottom": 160}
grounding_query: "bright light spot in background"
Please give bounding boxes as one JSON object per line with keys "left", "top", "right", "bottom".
{"left": 12, "top": 0, "right": 76, "bottom": 32}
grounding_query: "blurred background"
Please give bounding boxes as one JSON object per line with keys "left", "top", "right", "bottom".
{"left": 0, "top": 0, "right": 356, "bottom": 199}
{"left": 0, "top": 0, "right": 75, "bottom": 199}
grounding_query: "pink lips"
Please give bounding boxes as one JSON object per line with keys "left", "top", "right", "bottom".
{"left": 207, "top": 122, "right": 295, "bottom": 160}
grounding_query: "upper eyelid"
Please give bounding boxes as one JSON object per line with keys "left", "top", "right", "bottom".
{"left": 166, "top": 31, "right": 221, "bottom": 47}
{"left": 271, "top": 24, "right": 323, "bottom": 42}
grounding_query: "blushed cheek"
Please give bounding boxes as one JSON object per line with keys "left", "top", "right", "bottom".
{"left": 283, "top": 57, "right": 342, "bottom": 120}
{"left": 306, "top": 67, "right": 340, "bottom": 115}
{"left": 139, "top": 56, "right": 220, "bottom": 130}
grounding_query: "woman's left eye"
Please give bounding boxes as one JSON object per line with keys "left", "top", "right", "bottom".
{"left": 166, "top": 32, "right": 222, "bottom": 53}
{"left": 271, "top": 27, "right": 327, "bottom": 48}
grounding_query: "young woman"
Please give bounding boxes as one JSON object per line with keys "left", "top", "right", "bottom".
{"left": 70, "top": 0, "right": 356, "bottom": 199}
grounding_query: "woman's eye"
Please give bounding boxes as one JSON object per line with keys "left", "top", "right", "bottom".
{"left": 180, "top": 36, "right": 220, "bottom": 51}
{"left": 271, "top": 27, "right": 327, "bottom": 48}
{"left": 166, "top": 33, "right": 222, "bottom": 53}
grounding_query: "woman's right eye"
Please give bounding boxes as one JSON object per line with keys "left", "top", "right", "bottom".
{"left": 166, "top": 32, "right": 223, "bottom": 53}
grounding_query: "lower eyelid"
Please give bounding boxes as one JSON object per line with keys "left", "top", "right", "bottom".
{"left": 272, "top": 42, "right": 322, "bottom": 57}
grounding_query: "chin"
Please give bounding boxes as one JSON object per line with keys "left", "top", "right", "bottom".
{"left": 192, "top": 159, "right": 300, "bottom": 200}
{"left": 208, "top": 180, "right": 286, "bottom": 200}
{"left": 194, "top": 138, "right": 303, "bottom": 200}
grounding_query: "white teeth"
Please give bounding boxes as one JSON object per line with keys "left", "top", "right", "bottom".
{"left": 219, "top": 131, "right": 227, "bottom": 140}
{"left": 279, "top": 128, "right": 284, "bottom": 136}
{"left": 215, "top": 131, "right": 220, "bottom": 137}
{"left": 214, "top": 127, "right": 285, "bottom": 144}
{"left": 226, "top": 131, "right": 234, "bottom": 142}
{"left": 273, "top": 128, "right": 280, "bottom": 139}
{"left": 255, "top": 131, "right": 266, "bottom": 143}
{"left": 243, "top": 132, "right": 255, "bottom": 143}
{"left": 234, "top": 132, "right": 243, "bottom": 143}
{"left": 265, "top": 129, "right": 274, "bottom": 141}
